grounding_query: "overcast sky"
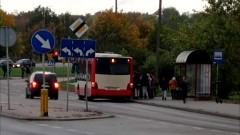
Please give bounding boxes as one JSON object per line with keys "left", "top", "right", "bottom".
{"left": 1, "top": 0, "right": 208, "bottom": 15}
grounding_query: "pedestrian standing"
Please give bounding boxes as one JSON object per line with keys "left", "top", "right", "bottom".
{"left": 180, "top": 76, "right": 190, "bottom": 103}
{"left": 2, "top": 64, "right": 7, "bottom": 77}
{"left": 147, "top": 73, "right": 153, "bottom": 99}
{"left": 140, "top": 72, "right": 149, "bottom": 99}
{"left": 21, "top": 65, "right": 25, "bottom": 79}
{"left": 160, "top": 77, "right": 168, "bottom": 100}
{"left": 150, "top": 73, "right": 158, "bottom": 98}
{"left": 169, "top": 77, "right": 177, "bottom": 100}
{"left": 134, "top": 72, "right": 141, "bottom": 99}
{"left": 26, "top": 65, "right": 31, "bottom": 77}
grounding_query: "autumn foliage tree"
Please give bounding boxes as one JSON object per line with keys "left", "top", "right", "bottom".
{"left": 88, "top": 10, "right": 153, "bottom": 54}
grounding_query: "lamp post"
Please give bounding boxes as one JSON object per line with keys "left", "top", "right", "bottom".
{"left": 156, "top": 0, "right": 162, "bottom": 80}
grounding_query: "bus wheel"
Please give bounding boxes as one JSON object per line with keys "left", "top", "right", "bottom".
{"left": 87, "top": 97, "right": 94, "bottom": 101}
{"left": 78, "top": 95, "right": 84, "bottom": 100}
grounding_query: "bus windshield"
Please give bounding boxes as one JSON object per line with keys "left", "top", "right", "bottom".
{"left": 96, "top": 58, "right": 130, "bottom": 75}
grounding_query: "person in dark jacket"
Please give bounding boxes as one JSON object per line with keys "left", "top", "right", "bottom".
{"left": 21, "top": 65, "right": 25, "bottom": 79}
{"left": 140, "top": 73, "right": 149, "bottom": 99}
{"left": 160, "top": 77, "right": 168, "bottom": 100}
{"left": 180, "top": 76, "right": 189, "bottom": 103}
{"left": 134, "top": 72, "right": 141, "bottom": 99}
{"left": 2, "top": 64, "right": 7, "bottom": 77}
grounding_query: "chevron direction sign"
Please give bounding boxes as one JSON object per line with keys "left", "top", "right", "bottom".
{"left": 60, "top": 39, "right": 96, "bottom": 58}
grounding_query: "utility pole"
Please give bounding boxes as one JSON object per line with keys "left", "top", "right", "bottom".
{"left": 156, "top": 0, "right": 162, "bottom": 81}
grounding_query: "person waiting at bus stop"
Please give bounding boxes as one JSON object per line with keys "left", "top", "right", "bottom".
{"left": 140, "top": 72, "right": 149, "bottom": 99}
{"left": 169, "top": 77, "right": 177, "bottom": 100}
{"left": 160, "top": 77, "right": 168, "bottom": 100}
{"left": 134, "top": 72, "right": 141, "bottom": 99}
{"left": 180, "top": 76, "right": 190, "bottom": 103}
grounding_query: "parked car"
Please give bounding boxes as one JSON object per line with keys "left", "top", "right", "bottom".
{"left": 0, "top": 58, "right": 13, "bottom": 67}
{"left": 13, "top": 59, "right": 36, "bottom": 68}
{"left": 25, "top": 71, "right": 59, "bottom": 100}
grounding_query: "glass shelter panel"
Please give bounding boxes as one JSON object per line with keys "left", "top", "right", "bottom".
{"left": 186, "top": 64, "right": 195, "bottom": 96}
{"left": 196, "top": 64, "right": 211, "bottom": 97}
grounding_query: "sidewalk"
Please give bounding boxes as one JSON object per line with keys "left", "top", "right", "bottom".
{"left": 134, "top": 97, "right": 240, "bottom": 120}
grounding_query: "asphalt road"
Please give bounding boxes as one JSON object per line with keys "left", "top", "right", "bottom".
{"left": 0, "top": 78, "right": 239, "bottom": 135}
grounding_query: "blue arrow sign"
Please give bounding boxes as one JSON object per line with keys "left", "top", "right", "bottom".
{"left": 60, "top": 39, "right": 96, "bottom": 58}
{"left": 31, "top": 29, "right": 55, "bottom": 54}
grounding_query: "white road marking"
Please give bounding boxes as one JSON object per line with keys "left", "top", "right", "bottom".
{"left": 211, "top": 129, "right": 223, "bottom": 133}
{"left": 230, "top": 132, "right": 240, "bottom": 135}
{"left": 37, "top": 123, "right": 49, "bottom": 127}
{"left": 28, "top": 121, "right": 95, "bottom": 135}
{"left": 67, "top": 129, "right": 78, "bottom": 132}
{"left": 81, "top": 131, "right": 95, "bottom": 135}
{"left": 175, "top": 124, "right": 184, "bottom": 127}
{"left": 51, "top": 126, "right": 62, "bottom": 129}
{"left": 192, "top": 127, "right": 205, "bottom": 130}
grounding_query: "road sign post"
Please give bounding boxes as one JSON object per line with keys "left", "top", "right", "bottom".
{"left": 213, "top": 51, "right": 224, "bottom": 103}
{"left": 0, "top": 27, "right": 17, "bottom": 110}
{"left": 31, "top": 29, "right": 55, "bottom": 117}
{"left": 60, "top": 38, "right": 96, "bottom": 112}
{"left": 64, "top": 17, "right": 93, "bottom": 111}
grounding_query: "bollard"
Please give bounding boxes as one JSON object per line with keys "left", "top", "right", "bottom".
{"left": 40, "top": 89, "right": 48, "bottom": 117}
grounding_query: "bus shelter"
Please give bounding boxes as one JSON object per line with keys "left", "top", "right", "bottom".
{"left": 175, "top": 50, "right": 212, "bottom": 100}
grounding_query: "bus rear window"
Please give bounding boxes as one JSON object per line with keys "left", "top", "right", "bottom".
{"left": 96, "top": 58, "right": 130, "bottom": 75}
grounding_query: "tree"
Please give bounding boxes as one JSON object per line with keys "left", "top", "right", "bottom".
{"left": 88, "top": 10, "right": 153, "bottom": 54}
{"left": 205, "top": 0, "right": 240, "bottom": 96}
{"left": 172, "top": 0, "right": 240, "bottom": 97}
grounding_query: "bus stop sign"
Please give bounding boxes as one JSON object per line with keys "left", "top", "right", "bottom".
{"left": 213, "top": 50, "right": 224, "bottom": 64}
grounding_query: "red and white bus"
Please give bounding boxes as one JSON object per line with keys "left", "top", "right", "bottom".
{"left": 74, "top": 53, "right": 134, "bottom": 100}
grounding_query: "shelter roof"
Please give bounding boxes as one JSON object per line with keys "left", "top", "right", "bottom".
{"left": 176, "top": 50, "right": 212, "bottom": 64}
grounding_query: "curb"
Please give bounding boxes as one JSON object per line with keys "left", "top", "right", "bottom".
{"left": 133, "top": 100, "right": 240, "bottom": 120}
{"left": 0, "top": 111, "right": 114, "bottom": 121}
{"left": 0, "top": 103, "right": 114, "bottom": 121}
